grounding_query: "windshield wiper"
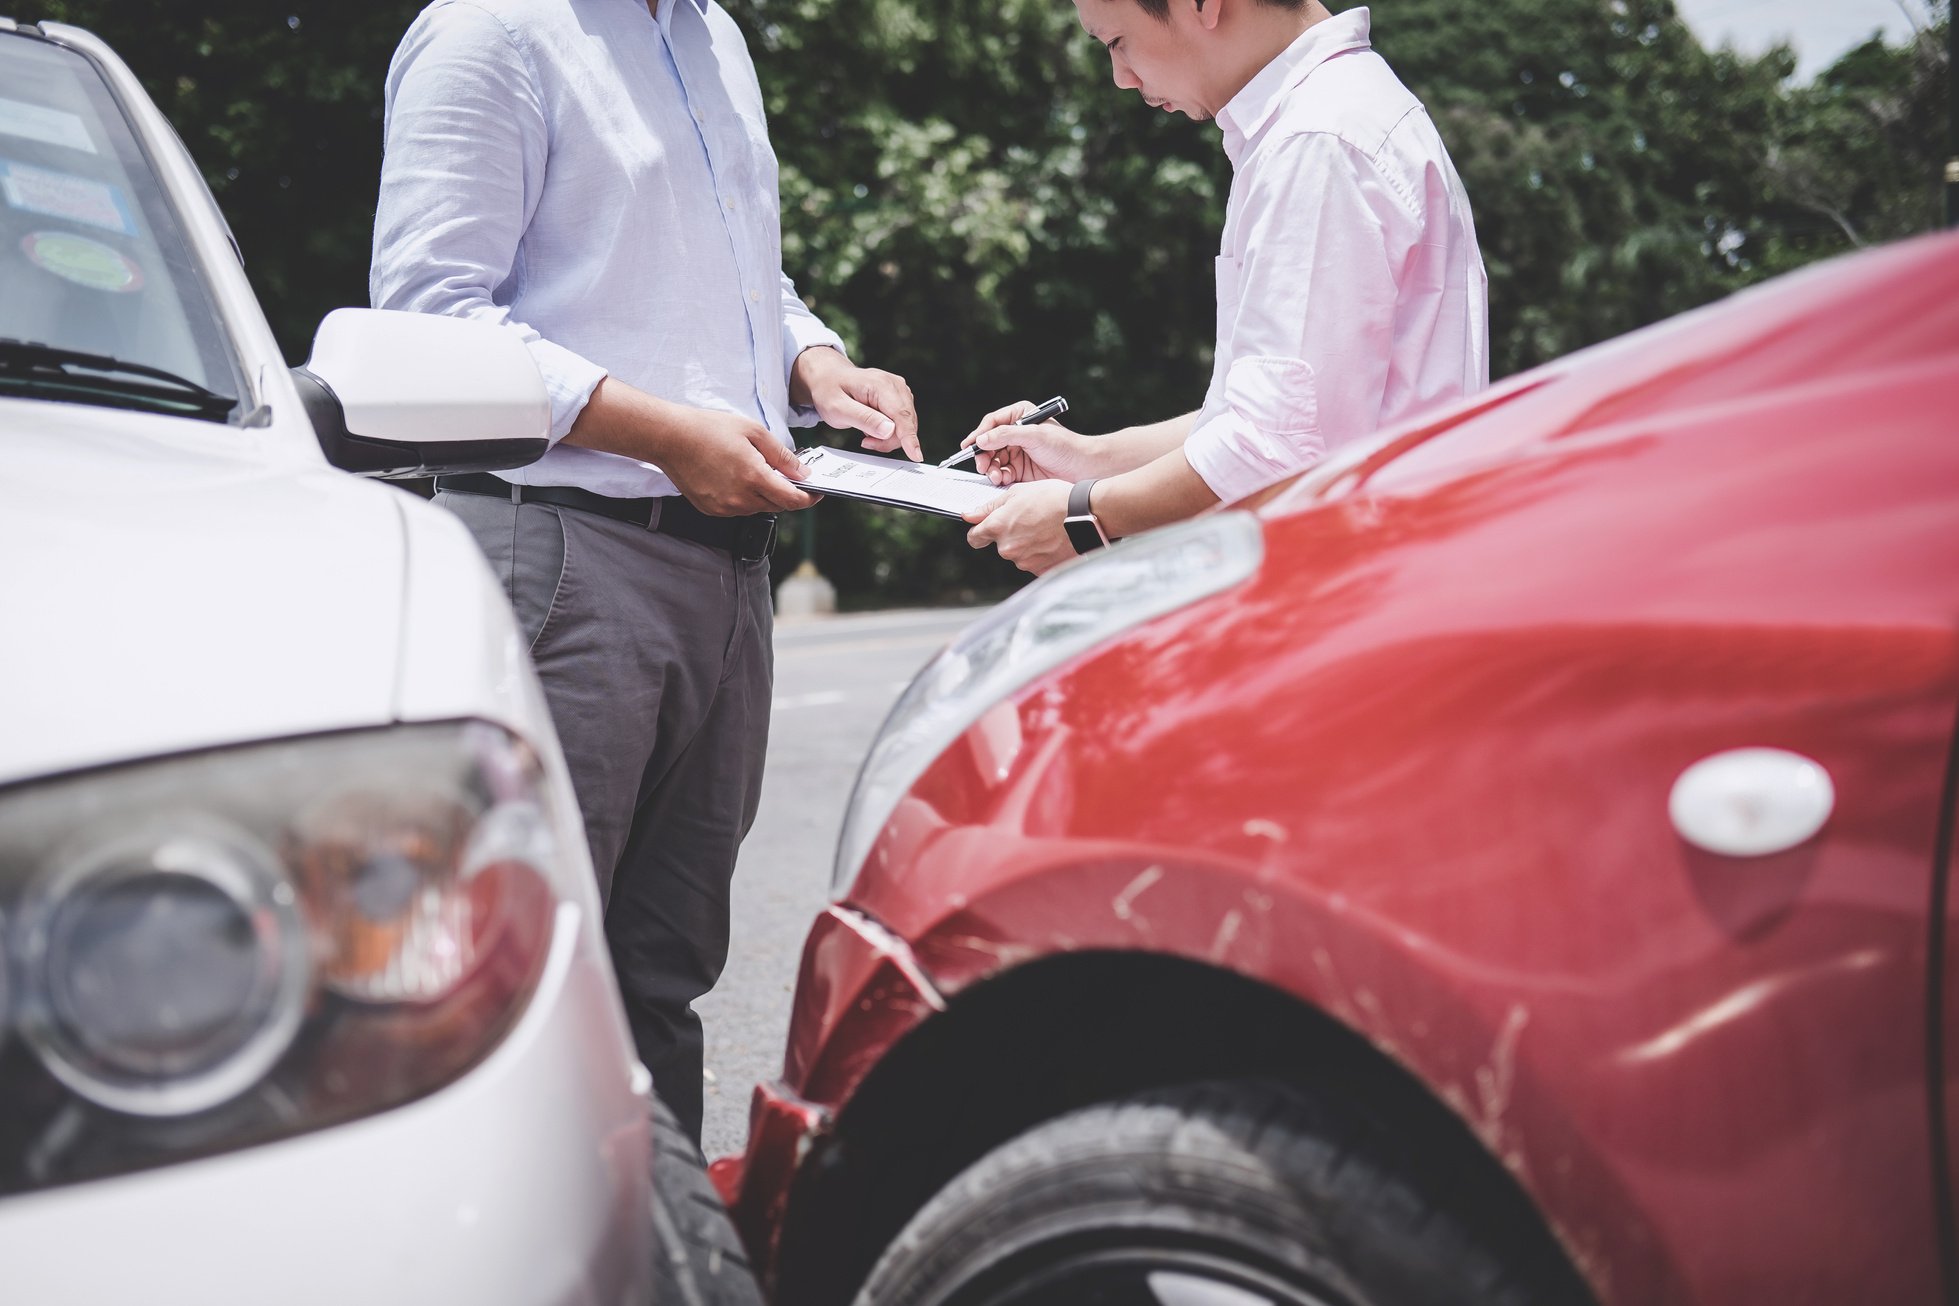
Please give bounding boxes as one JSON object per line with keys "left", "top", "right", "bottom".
{"left": 0, "top": 338, "right": 239, "bottom": 422}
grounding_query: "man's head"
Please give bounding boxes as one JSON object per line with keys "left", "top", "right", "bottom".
{"left": 1072, "top": 0, "right": 1324, "bottom": 122}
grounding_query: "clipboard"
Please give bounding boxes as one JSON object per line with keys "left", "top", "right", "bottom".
{"left": 794, "top": 445, "right": 1006, "bottom": 520}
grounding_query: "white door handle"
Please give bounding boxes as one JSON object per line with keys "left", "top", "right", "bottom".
{"left": 1669, "top": 748, "right": 1835, "bottom": 857}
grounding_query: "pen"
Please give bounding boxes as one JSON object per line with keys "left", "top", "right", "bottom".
{"left": 937, "top": 395, "right": 1070, "bottom": 468}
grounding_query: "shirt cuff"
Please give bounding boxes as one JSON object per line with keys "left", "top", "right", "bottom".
{"left": 783, "top": 324, "right": 848, "bottom": 429}
{"left": 528, "top": 337, "right": 608, "bottom": 444}
{"left": 1182, "top": 356, "right": 1327, "bottom": 503}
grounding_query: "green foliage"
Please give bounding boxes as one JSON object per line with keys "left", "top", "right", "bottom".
{"left": 1753, "top": 7, "right": 1951, "bottom": 272}
{"left": 1373, "top": 0, "right": 1799, "bottom": 373}
{"left": 28, "top": 0, "right": 1948, "bottom": 605}
{"left": 1374, "top": 0, "right": 1949, "bottom": 368}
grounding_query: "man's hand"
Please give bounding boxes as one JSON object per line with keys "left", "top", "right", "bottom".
{"left": 964, "top": 479, "right": 1077, "bottom": 575}
{"left": 659, "top": 408, "right": 821, "bottom": 516}
{"left": 791, "top": 346, "right": 921, "bottom": 461}
{"left": 960, "top": 399, "right": 1102, "bottom": 486}
{"left": 561, "top": 377, "right": 819, "bottom": 515}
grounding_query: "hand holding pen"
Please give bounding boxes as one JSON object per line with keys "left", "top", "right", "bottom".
{"left": 945, "top": 396, "right": 1100, "bottom": 487}
{"left": 940, "top": 396, "right": 1069, "bottom": 470}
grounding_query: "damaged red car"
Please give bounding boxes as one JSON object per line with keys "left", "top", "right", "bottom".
{"left": 717, "top": 231, "right": 1959, "bottom": 1306}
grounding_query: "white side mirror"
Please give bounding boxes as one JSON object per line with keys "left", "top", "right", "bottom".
{"left": 294, "top": 308, "right": 550, "bottom": 479}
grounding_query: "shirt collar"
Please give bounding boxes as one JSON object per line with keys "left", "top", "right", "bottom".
{"left": 1217, "top": 6, "right": 1372, "bottom": 165}
{"left": 650, "top": 0, "right": 710, "bottom": 27}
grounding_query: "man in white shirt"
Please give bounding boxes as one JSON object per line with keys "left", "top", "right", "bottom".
{"left": 371, "top": 0, "right": 919, "bottom": 1143}
{"left": 965, "top": 0, "right": 1487, "bottom": 572}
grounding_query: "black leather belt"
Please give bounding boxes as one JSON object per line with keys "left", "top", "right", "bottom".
{"left": 435, "top": 473, "right": 777, "bottom": 562}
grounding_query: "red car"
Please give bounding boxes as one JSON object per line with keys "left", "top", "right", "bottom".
{"left": 717, "top": 232, "right": 1959, "bottom": 1306}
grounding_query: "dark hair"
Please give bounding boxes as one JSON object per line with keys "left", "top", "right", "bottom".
{"left": 1129, "top": 0, "right": 1309, "bottom": 18}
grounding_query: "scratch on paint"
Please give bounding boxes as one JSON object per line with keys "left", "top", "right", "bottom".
{"left": 1310, "top": 947, "right": 1358, "bottom": 1022}
{"left": 1209, "top": 910, "right": 1244, "bottom": 960}
{"left": 1112, "top": 866, "right": 1164, "bottom": 925}
{"left": 1614, "top": 947, "right": 1886, "bottom": 1067}
{"left": 1474, "top": 1003, "right": 1531, "bottom": 1155}
{"left": 1242, "top": 819, "right": 1289, "bottom": 843}
{"left": 1352, "top": 987, "right": 1401, "bottom": 1055}
{"left": 938, "top": 934, "right": 1040, "bottom": 970}
{"left": 837, "top": 909, "right": 948, "bottom": 1012}
{"left": 1557, "top": 1223, "right": 1612, "bottom": 1299}
{"left": 1243, "top": 890, "right": 1274, "bottom": 915}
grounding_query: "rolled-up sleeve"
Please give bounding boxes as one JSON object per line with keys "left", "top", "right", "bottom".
{"left": 779, "top": 271, "right": 846, "bottom": 427}
{"left": 1184, "top": 131, "right": 1409, "bottom": 503}
{"left": 370, "top": 1, "right": 605, "bottom": 443}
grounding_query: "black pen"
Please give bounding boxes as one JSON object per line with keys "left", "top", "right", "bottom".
{"left": 937, "top": 395, "right": 1070, "bottom": 469}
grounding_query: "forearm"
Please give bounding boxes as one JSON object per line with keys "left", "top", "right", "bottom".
{"left": 1089, "top": 446, "right": 1220, "bottom": 540}
{"left": 1091, "top": 411, "right": 1200, "bottom": 475}
{"left": 561, "top": 376, "right": 698, "bottom": 464}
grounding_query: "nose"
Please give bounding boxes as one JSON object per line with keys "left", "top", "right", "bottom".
{"left": 1109, "top": 48, "right": 1141, "bottom": 91}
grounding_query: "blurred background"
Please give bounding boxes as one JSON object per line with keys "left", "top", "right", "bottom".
{"left": 29, "top": 0, "right": 1951, "bottom": 606}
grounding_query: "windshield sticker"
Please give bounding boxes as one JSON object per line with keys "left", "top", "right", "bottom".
{"left": 0, "top": 160, "right": 137, "bottom": 236}
{"left": 22, "top": 230, "right": 144, "bottom": 294}
{"left": 0, "top": 97, "right": 96, "bottom": 154}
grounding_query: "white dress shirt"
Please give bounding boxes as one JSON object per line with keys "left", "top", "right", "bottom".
{"left": 1183, "top": 8, "right": 1488, "bottom": 504}
{"left": 370, "top": 0, "right": 843, "bottom": 499}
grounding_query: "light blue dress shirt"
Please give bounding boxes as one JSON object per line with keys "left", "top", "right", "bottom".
{"left": 370, "top": 0, "right": 844, "bottom": 499}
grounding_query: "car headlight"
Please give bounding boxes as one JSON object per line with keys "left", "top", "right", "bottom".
{"left": 0, "top": 721, "right": 565, "bottom": 1195}
{"left": 833, "top": 513, "right": 1264, "bottom": 896}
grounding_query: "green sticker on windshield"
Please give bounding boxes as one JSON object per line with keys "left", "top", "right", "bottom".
{"left": 21, "top": 230, "right": 143, "bottom": 293}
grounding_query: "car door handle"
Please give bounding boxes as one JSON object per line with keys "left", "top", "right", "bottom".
{"left": 1668, "top": 748, "right": 1835, "bottom": 857}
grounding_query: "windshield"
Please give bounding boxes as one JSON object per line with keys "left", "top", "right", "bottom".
{"left": 0, "top": 32, "right": 244, "bottom": 420}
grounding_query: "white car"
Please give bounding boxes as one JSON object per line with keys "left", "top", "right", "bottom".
{"left": 0, "top": 18, "right": 755, "bottom": 1305}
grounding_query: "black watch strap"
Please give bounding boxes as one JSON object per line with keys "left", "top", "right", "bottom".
{"left": 1064, "top": 478, "right": 1110, "bottom": 554}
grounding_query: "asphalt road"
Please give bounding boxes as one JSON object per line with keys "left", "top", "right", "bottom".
{"left": 698, "top": 606, "right": 986, "bottom": 1161}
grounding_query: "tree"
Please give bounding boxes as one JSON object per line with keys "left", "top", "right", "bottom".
{"left": 31, "top": 0, "right": 1949, "bottom": 605}
{"left": 1755, "top": 3, "right": 1951, "bottom": 271}
{"left": 1371, "top": 0, "right": 1796, "bottom": 374}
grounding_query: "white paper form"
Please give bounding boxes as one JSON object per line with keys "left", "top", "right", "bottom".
{"left": 795, "top": 445, "right": 1005, "bottom": 519}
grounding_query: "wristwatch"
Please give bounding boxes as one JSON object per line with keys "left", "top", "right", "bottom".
{"left": 1064, "top": 479, "right": 1111, "bottom": 554}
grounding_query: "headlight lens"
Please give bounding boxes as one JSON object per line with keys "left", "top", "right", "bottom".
{"left": 17, "top": 821, "right": 308, "bottom": 1117}
{"left": 0, "top": 721, "right": 564, "bottom": 1194}
{"left": 833, "top": 513, "right": 1264, "bottom": 895}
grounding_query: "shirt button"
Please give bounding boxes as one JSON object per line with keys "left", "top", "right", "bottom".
{"left": 749, "top": 290, "right": 760, "bottom": 303}
{"left": 725, "top": 198, "right": 736, "bottom": 211}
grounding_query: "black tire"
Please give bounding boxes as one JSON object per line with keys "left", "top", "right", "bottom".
{"left": 853, "top": 1079, "right": 1588, "bottom": 1306}
{"left": 651, "top": 1093, "right": 764, "bottom": 1306}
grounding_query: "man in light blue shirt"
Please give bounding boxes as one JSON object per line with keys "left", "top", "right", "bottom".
{"left": 372, "top": 0, "right": 919, "bottom": 1143}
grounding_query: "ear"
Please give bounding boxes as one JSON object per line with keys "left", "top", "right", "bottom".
{"left": 1191, "top": 0, "right": 1224, "bottom": 33}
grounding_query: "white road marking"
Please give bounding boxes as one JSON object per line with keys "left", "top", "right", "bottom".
{"left": 771, "top": 679, "right": 916, "bottom": 711}
{"left": 772, "top": 689, "right": 849, "bottom": 710}
{"left": 775, "top": 631, "right": 960, "bottom": 659}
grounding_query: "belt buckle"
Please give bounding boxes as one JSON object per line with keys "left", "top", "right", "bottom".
{"left": 740, "top": 515, "right": 778, "bottom": 562}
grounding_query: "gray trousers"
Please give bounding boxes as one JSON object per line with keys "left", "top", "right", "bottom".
{"left": 436, "top": 490, "right": 773, "bottom": 1143}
